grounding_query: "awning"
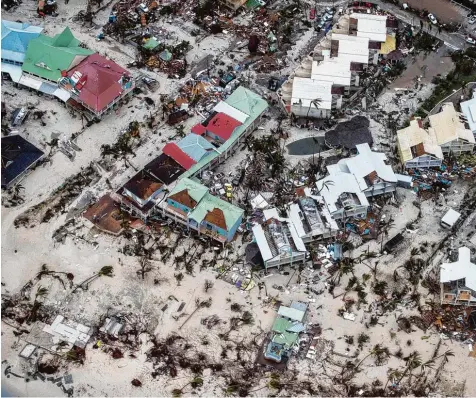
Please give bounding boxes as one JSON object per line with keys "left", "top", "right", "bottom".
{"left": 18, "top": 74, "right": 43, "bottom": 90}
{"left": 1, "top": 63, "right": 23, "bottom": 82}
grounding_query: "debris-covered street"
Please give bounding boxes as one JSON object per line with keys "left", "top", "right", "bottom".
{"left": 1, "top": 0, "right": 476, "bottom": 396}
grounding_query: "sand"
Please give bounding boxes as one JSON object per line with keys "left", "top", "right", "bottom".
{"left": 2, "top": 1, "right": 476, "bottom": 397}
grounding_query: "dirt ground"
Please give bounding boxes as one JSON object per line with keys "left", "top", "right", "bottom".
{"left": 396, "top": 0, "right": 464, "bottom": 24}
{"left": 389, "top": 49, "right": 455, "bottom": 89}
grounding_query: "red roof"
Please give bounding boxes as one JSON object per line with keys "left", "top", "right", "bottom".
{"left": 204, "top": 112, "right": 241, "bottom": 141}
{"left": 67, "top": 53, "right": 132, "bottom": 114}
{"left": 162, "top": 143, "right": 196, "bottom": 170}
{"left": 191, "top": 123, "right": 206, "bottom": 135}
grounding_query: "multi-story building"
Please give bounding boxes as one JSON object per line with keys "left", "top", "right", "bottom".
{"left": 440, "top": 247, "right": 476, "bottom": 307}
{"left": 163, "top": 178, "right": 243, "bottom": 242}
{"left": 397, "top": 118, "right": 444, "bottom": 169}
{"left": 317, "top": 143, "right": 397, "bottom": 220}
{"left": 459, "top": 91, "right": 476, "bottom": 140}
{"left": 22, "top": 27, "right": 93, "bottom": 83}
{"left": 58, "top": 53, "right": 135, "bottom": 119}
{"left": 252, "top": 208, "right": 308, "bottom": 270}
{"left": 428, "top": 102, "right": 475, "bottom": 155}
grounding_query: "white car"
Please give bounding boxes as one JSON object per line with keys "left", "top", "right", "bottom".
{"left": 468, "top": 16, "right": 476, "bottom": 24}
{"left": 467, "top": 37, "right": 476, "bottom": 45}
{"left": 428, "top": 13, "right": 438, "bottom": 25}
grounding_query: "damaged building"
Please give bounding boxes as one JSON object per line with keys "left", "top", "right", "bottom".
{"left": 440, "top": 247, "right": 476, "bottom": 307}
{"left": 252, "top": 208, "right": 308, "bottom": 270}
{"left": 117, "top": 154, "right": 184, "bottom": 220}
{"left": 1, "top": 134, "right": 45, "bottom": 190}
{"left": 58, "top": 53, "right": 135, "bottom": 119}
{"left": 162, "top": 177, "right": 243, "bottom": 243}
{"left": 460, "top": 91, "right": 476, "bottom": 139}
{"left": 428, "top": 103, "right": 475, "bottom": 155}
{"left": 317, "top": 143, "right": 397, "bottom": 220}
{"left": 397, "top": 118, "right": 444, "bottom": 169}
{"left": 278, "top": 11, "right": 393, "bottom": 118}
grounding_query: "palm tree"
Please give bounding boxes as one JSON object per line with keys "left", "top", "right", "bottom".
{"left": 26, "top": 286, "right": 49, "bottom": 324}
{"left": 73, "top": 266, "right": 114, "bottom": 292}
{"left": 316, "top": 180, "right": 334, "bottom": 194}
{"left": 306, "top": 98, "right": 322, "bottom": 119}
{"left": 355, "top": 344, "right": 390, "bottom": 371}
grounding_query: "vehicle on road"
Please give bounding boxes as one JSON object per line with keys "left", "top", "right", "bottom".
{"left": 468, "top": 16, "right": 476, "bottom": 25}
{"left": 466, "top": 36, "right": 476, "bottom": 45}
{"left": 428, "top": 13, "right": 437, "bottom": 25}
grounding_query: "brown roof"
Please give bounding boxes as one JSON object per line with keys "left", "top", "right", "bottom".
{"left": 365, "top": 170, "right": 378, "bottom": 184}
{"left": 168, "top": 189, "right": 197, "bottom": 209}
{"left": 83, "top": 194, "right": 123, "bottom": 235}
{"left": 204, "top": 207, "right": 227, "bottom": 230}
{"left": 123, "top": 174, "right": 163, "bottom": 200}
{"left": 411, "top": 142, "right": 426, "bottom": 157}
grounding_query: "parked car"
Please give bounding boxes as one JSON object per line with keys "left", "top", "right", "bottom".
{"left": 315, "top": 18, "right": 326, "bottom": 31}
{"left": 468, "top": 15, "right": 476, "bottom": 25}
{"left": 466, "top": 36, "right": 476, "bottom": 45}
{"left": 428, "top": 13, "right": 438, "bottom": 25}
{"left": 323, "top": 13, "right": 333, "bottom": 21}
{"left": 309, "top": 8, "right": 316, "bottom": 20}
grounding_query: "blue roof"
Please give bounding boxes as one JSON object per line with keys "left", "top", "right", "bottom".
{"left": 1, "top": 20, "right": 43, "bottom": 63}
{"left": 2, "top": 134, "right": 45, "bottom": 188}
{"left": 176, "top": 134, "right": 216, "bottom": 163}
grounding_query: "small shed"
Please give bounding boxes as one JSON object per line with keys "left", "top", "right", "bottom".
{"left": 441, "top": 209, "right": 461, "bottom": 229}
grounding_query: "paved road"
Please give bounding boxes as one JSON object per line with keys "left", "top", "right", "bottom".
{"left": 372, "top": 0, "right": 468, "bottom": 50}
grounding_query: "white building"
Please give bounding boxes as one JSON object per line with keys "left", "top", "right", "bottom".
{"left": 429, "top": 103, "right": 475, "bottom": 155}
{"left": 440, "top": 247, "right": 476, "bottom": 307}
{"left": 350, "top": 13, "right": 388, "bottom": 42}
{"left": 397, "top": 118, "right": 444, "bottom": 169}
{"left": 460, "top": 91, "right": 476, "bottom": 140}
{"left": 441, "top": 208, "right": 461, "bottom": 229}
{"left": 331, "top": 33, "right": 370, "bottom": 65}
{"left": 252, "top": 208, "right": 308, "bottom": 270}
{"left": 290, "top": 77, "right": 337, "bottom": 118}
{"left": 316, "top": 143, "right": 397, "bottom": 220}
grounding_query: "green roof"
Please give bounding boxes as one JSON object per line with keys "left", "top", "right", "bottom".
{"left": 143, "top": 37, "right": 160, "bottom": 50}
{"left": 181, "top": 87, "right": 268, "bottom": 179}
{"left": 188, "top": 192, "right": 243, "bottom": 231}
{"left": 272, "top": 330, "right": 298, "bottom": 347}
{"left": 168, "top": 177, "right": 208, "bottom": 203}
{"left": 272, "top": 317, "right": 293, "bottom": 334}
{"left": 224, "top": 86, "right": 268, "bottom": 121}
{"left": 22, "top": 27, "right": 93, "bottom": 81}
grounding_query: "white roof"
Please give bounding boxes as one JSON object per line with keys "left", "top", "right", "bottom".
{"left": 440, "top": 247, "right": 476, "bottom": 291}
{"left": 311, "top": 59, "right": 352, "bottom": 86}
{"left": 1, "top": 62, "right": 22, "bottom": 82}
{"left": 351, "top": 13, "right": 388, "bottom": 42}
{"left": 317, "top": 169, "right": 369, "bottom": 214}
{"left": 460, "top": 96, "right": 476, "bottom": 133}
{"left": 289, "top": 203, "right": 307, "bottom": 237}
{"left": 337, "top": 143, "right": 397, "bottom": 191}
{"left": 252, "top": 224, "right": 274, "bottom": 261}
{"left": 441, "top": 208, "right": 461, "bottom": 226}
{"left": 213, "top": 101, "right": 249, "bottom": 123}
{"left": 250, "top": 194, "right": 269, "bottom": 210}
{"left": 278, "top": 306, "right": 305, "bottom": 322}
{"left": 291, "top": 77, "right": 333, "bottom": 110}
{"left": 429, "top": 102, "right": 476, "bottom": 145}
{"left": 332, "top": 33, "right": 370, "bottom": 64}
